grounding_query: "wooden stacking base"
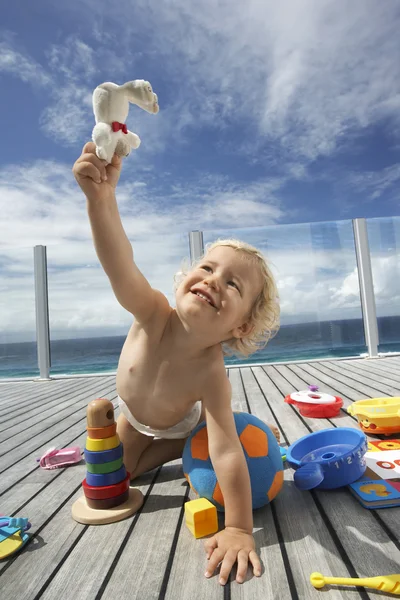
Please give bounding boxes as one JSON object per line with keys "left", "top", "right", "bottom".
{"left": 71, "top": 487, "right": 144, "bottom": 525}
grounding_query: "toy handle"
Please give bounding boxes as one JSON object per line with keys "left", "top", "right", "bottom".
{"left": 293, "top": 463, "right": 324, "bottom": 490}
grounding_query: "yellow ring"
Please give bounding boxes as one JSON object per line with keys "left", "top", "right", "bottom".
{"left": 85, "top": 434, "right": 120, "bottom": 452}
{"left": 376, "top": 441, "right": 400, "bottom": 450}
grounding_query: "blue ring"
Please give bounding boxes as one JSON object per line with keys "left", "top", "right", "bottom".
{"left": 85, "top": 465, "right": 127, "bottom": 487}
{"left": 84, "top": 444, "right": 123, "bottom": 465}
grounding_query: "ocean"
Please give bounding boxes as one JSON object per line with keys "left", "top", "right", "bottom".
{"left": 1, "top": 316, "right": 399, "bottom": 379}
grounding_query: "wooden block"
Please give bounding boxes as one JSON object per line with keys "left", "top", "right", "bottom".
{"left": 84, "top": 445, "right": 123, "bottom": 464}
{"left": 85, "top": 466, "right": 127, "bottom": 488}
{"left": 86, "top": 457, "right": 123, "bottom": 474}
{"left": 86, "top": 434, "right": 120, "bottom": 452}
{"left": 184, "top": 498, "right": 218, "bottom": 539}
{"left": 72, "top": 488, "right": 143, "bottom": 525}
{"left": 86, "top": 423, "right": 117, "bottom": 439}
{"left": 83, "top": 473, "right": 130, "bottom": 500}
{"left": 87, "top": 398, "right": 115, "bottom": 428}
{"left": 86, "top": 490, "right": 129, "bottom": 510}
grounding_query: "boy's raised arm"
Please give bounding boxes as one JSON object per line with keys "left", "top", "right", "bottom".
{"left": 73, "top": 142, "right": 161, "bottom": 323}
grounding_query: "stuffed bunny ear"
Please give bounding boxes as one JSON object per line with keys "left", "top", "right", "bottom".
{"left": 120, "top": 80, "right": 159, "bottom": 114}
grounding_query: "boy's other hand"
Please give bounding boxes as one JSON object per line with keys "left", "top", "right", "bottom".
{"left": 204, "top": 527, "right": 262, "bottom": 585}
{"left": 72, "top": 142, "right": 122, "bottom": 202}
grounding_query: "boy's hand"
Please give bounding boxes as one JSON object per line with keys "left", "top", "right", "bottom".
{"left": 72, "top": 142, "right": 122, "bottom": 202}
{"left": 204, "top": 527, "right": 261, "bottom": 585}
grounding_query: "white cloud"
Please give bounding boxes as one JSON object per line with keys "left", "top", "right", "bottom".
{"left": 347, "top": 164, "right": 400, "bottom": 201}
{"left": 0, "top": 37, "right": 51, "bottom": 87}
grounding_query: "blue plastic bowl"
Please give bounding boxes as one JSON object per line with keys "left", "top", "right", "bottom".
{"left": 287, "top": 428, "right": 368, "bottom": 490}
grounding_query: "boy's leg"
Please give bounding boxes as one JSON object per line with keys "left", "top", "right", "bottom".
{"left": 130, "top": 437, "right": 188, "bottom": 479}
{"left": 116, "top": 413, "right": 154, "bottom": 476}
{"left": 116, "top": 412, "right": 190, "bottom": 480}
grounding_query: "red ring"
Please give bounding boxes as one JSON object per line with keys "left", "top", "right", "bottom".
{"left": 83, "top": 473, "right": 131, "bottom": 499}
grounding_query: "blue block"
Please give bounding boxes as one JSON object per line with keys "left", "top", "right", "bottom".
{"left": 84, "top": 444, "right": 123, "bottom": 465}
{"left": 85, "top": 465, "right": 127, "bottom": 487}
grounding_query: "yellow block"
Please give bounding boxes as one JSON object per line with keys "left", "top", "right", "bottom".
{"left": 184, "top": 498, "right": 218, "bottom": 539}
{"left": 85, "top": 434, "right": 120, "bottom": 452}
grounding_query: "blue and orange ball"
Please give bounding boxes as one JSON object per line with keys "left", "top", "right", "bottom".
{"left": 182, "top": 412, "right": 284, "bottom": 511}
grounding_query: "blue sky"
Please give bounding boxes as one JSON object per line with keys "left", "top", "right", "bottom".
{"left": 1, "top": 0, "right": 400, "bottom": 340}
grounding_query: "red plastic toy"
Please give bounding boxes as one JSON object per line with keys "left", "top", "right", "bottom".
{"left": 285, "top": 385, "right": 343, "bottom": 418}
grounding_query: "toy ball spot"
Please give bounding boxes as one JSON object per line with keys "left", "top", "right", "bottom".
{"left": 240, "top": 424, "right": 268, "bottom": 457}
{"left": 191, "top": 428, "right": 209, "bottom": 460}
{"left": 183, "top": 412, "right": 284, "bottom": 511}
{"left": 106, "top": 409, "right": 114, "bottom": 420}
{"left": 267, "top": 469, "right": 284, "bottom": 501}
{"left": 212, "top": 482, "right": 224, "bottom": 507}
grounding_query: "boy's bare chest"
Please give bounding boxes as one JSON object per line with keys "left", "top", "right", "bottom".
{"left": 117, "top": 326, "right": 205, "bottom": 407}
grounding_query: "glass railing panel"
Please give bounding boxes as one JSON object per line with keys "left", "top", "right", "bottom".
{"left": 203, "top": 222, "right": 367, "bottom": 365}
{"left": 367, "top": 216, "right": 400, "bottom": 354}
{"left": 0, "top": 246, "right": 38, "bottom": 378}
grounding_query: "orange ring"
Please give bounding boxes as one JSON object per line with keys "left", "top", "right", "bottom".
{"left": 86, "top": 423, "right": 117, "bottom": 439}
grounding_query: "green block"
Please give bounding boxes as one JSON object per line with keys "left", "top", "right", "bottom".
{"left": 86, "top": 457, "right": 124, "bottom": 474}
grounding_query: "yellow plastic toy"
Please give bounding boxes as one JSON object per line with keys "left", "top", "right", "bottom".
{"left": 85, "top": 434, "right": 120, "bottom": 452}
{"left": 347, "top": 397, "right": 400, "bottom": 435}
{"left": 310, "top": 572, "right": 400, "bottom": 595}
{"left": 184, "top": 498, "right": 218, "bottom": 539}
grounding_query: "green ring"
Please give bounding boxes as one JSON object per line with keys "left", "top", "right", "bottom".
{"left": 86, "top": 457, "right": 124, "bottom": 474}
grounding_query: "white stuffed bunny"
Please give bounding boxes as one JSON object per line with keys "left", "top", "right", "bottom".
{"left": 92, "top": 80, "right": 159, "bottom": 164}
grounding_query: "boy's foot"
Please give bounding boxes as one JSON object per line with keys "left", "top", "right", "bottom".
{"left": 267, "top": 423, "right": 281, "bottom": 443}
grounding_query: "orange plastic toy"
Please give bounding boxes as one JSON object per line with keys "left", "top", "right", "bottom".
{"left": 347, "top": 397, "right": 400, "bottom": 435}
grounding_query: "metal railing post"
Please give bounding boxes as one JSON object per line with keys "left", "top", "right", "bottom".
{"left": 352, "top": 218, "right": 379, "bottom": 357}
{"left": 189, "top": 231, "right": 204, "bottom": 262}
{"left": 34, "top": 245, "right": 51, "bottom": 379}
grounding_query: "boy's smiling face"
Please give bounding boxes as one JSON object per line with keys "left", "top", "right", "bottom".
{"left": 176, "top": 246, "right": 262, "bottom": 341}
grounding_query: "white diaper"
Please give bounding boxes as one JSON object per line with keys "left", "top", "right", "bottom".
{"left": 118, "top": 397, "right": 202, "bottom": 440}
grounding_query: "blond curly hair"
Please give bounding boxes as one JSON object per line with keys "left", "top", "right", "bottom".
{"left": 174, "top": 238, "right": 280, "bottom": 358}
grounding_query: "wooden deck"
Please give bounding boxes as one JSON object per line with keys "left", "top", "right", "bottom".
{"left": 1, "top": 356, "right": 400, "bottom": 600}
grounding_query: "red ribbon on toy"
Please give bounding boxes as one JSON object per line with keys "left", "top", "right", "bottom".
{"left": 112, "top": 121, "right": 128, "bottom": 134}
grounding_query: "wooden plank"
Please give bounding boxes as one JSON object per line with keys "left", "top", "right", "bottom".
{"left": 337, "top": 359, "right": 400, "bottom": 383}
{"left": 265, "top": 364, "right": 359, "bottom": 431}
{"left": 227, "top": 368, "right": 292, "bottom": 599}
{"left": 0, "top": 378, "right": 87, "bottom": 419}
{"left": 38, "top": 464, "right": 185, "bottom": 600}
{"left": 315, "top": 361, "right": 400, "bottom": 397}
{"left": 0, "top": 387, "right": 118, "bottom": 471}
{"left": 0, "top": 378, "right": 116, "bottom": 449}
{"left": 0, "top": 468, "right": 153, "bottom": 600}
{"left": 0, "top": 377, "right": 107, "bottom": 440}
{"left": 253, "top": 364, "right": 400, "bottom": 600}
{"left": 0, "top": 397, "right": 117, "bottom": 494}
{"left": 342, "top": 359, "right": 400, "bottom": 378}
{"left": 1, "top": 359, "right": 399, "bottom": 600}
{"left": 288, "top": 363, "right": 388, "bottom": 403}
{"left": 326, "top": 359, "right": 400, "bottom": 389}
{"left": 250, "top": 367, "right": 366, "bottom": 599}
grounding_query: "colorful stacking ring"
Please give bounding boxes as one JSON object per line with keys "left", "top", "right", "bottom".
{"left": 86, "top": 423, "right": 117, "bottom": 439}
{"left": 86, "top": 457, "right": 124, "bottom": 474}
{"left": 85, "top": 434, "right": 120, "bottom": 452}
{"left": 84, "top": 445, "right": 123, "bottom": 464}
{"left": 85, "top": 466, "right": 127, "bottom": 487}
{"left": 85, "top": 490, "right": 130, "bottom": 510}
{"left": 83, "top": 473, "right": 130, "bottom": 499}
